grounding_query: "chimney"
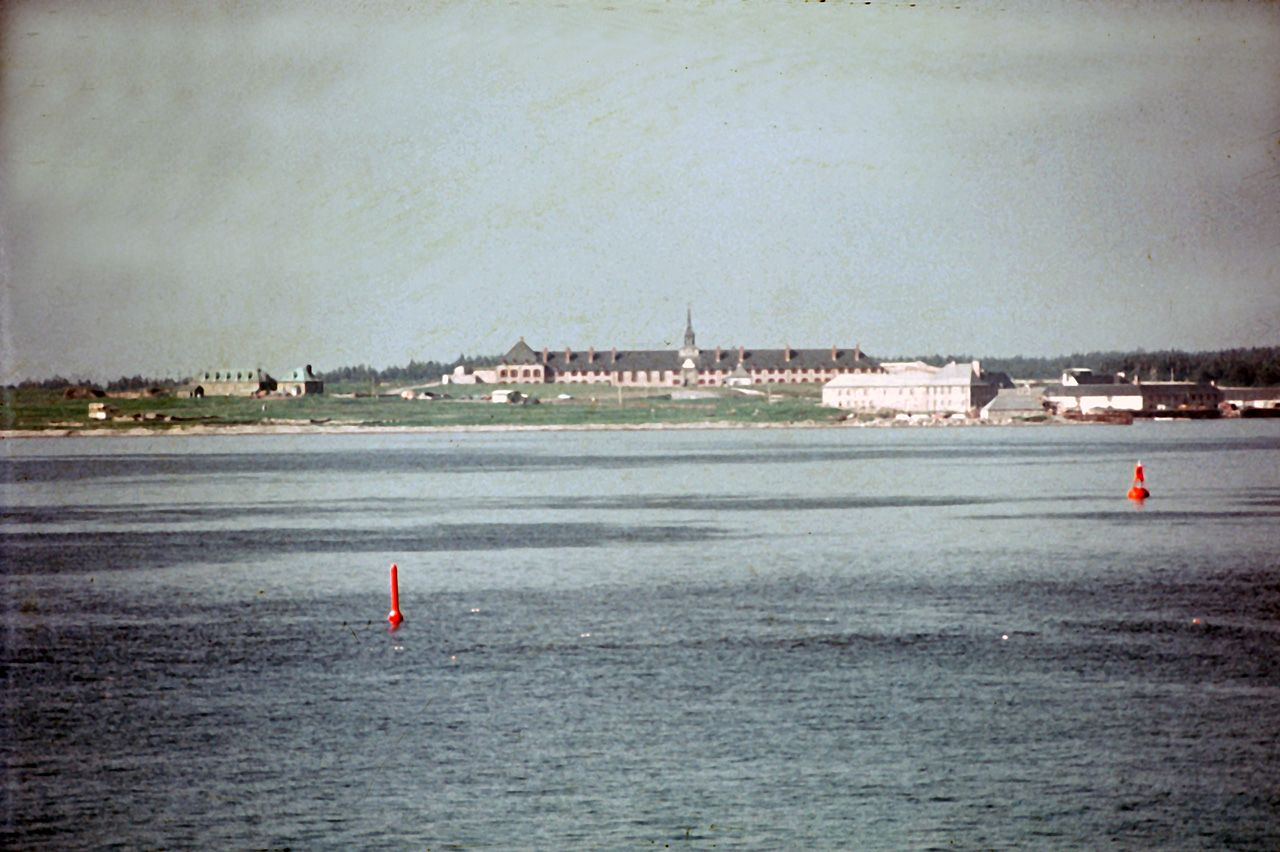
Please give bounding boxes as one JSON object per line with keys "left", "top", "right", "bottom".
{"left": 785, "top": 344, "right": 792, "bottom": 362}
{"left": 611, "top": 347, "right": 617, "bottom": 363}
{"left": 588, "top": 347, "right": 595, "bottom": 362}
{"left": 542, "top": 347, "right": 548, "bottom": 363}
{"left": 831, "top": 345, "right": 838, "bottom": 361}
{"left": 854, "top": 344, "right": 862, "bottom": 361}
{"left": 565, "top": 346, "right": 572, "bottom": 363}
{"left": 716, "top": 345, "right": 722, "bottom": 363}
{"left": 738, "top": 345, "right": 745, "bottom": 362}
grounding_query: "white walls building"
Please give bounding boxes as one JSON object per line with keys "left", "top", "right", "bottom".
{"left": 823, "top": 361, "right": 1007, "bottom": 415}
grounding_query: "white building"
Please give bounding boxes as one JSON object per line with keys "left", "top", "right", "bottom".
{"left": 441, "top": 364, "right": 499, "bottom": 385}
{"left": 1042, "top": 372, "right": 1223, "bottom": 415}
{"left": 822, "top": 361, "right": 1009, "bottom": 415}
{"left": 1042, "top": 384, "right": 1145, "bottom": 413}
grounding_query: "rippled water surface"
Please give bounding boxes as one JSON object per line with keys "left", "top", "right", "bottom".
{"left": 4, "top": 422, "right": 1279, "bottom": 851}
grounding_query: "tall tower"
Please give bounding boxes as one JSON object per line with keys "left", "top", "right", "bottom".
{"left": 679, "top": 307, "right": 700, "bottom": 358}
{"left": 678, "top": 307, "right": 700, "bottom": 386}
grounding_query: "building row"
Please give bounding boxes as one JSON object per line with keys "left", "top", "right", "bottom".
{"left": 821, "top": 364, "right": 1280, "bottom": 420}
{"left": 461, "top": 313, "right": 1022, "bottom": 416}
{"left": 1038, "top": 368, "right": 1277, "bottom": 417}
{"left": 461, "top": 311, "right": 882, "bottom": 388}
{"left": 175, "top": 320, "right": 1279, "bottom": 420}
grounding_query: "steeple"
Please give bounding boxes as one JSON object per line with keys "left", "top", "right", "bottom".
{"left": 677, "top": 306, "right": 701, "bottom": 384}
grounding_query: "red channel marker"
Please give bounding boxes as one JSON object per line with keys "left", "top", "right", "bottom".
{"left": 388, "top": 563, "right": 404, "bottom": 627}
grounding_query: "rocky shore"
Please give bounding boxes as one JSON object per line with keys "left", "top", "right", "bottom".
{"left": 1, "top": 416, "right": 1067, "bottom": 439}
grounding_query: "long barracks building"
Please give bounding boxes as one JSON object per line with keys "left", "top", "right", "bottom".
{"left": 493, "top": 312, "right": 881, "bottom": 387}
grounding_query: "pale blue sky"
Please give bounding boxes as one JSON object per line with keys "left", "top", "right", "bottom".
{"left": 2, "top": 0, "right": 1278, "bottom": 382}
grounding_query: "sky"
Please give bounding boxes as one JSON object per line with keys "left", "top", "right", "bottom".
{"left": 2, "top": 0, "right": 1278, "bottom": 383}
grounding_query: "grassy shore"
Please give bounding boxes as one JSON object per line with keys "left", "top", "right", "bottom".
{"left": 1, "top": 383, "right": 874, "bottom": 435}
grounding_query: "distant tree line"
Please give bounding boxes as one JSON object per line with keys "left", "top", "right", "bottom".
{"left": 890, "top": 347, "right": 1280, "bottom": 385}
{"left": 8, "top": 374, "right": 180, "bottom": 392}
{"left": 314, "top": 353, "right": 500, "bottom": 386}
{"left": 6, "top": 354, "right": 501, "bottom": 392}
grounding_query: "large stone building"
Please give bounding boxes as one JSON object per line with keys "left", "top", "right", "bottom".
{"left": 822, "top": 360, "right": 1013, "bottom": 415}
{"left": 492, "top": 312, "right": 880, "bottom": 387}
{"left": 189, "top": 368, "right": 277, "bottom": 397}
{"left": 188, "top": 365, "right": 323, "bottom": 397}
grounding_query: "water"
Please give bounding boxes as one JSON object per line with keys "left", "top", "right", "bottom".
{"left": 3, "top": 421, "right": 1279, "bottom": 851}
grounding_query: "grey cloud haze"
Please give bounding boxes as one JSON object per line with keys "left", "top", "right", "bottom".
{"left": 3, "top": 1, "right": 1278, "bottom": 382}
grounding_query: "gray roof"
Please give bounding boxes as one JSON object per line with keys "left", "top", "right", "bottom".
{"left": 1042, "top": 384, "right": 1143, "bottom": 398}
{"left": 1132, "top": 381, "right": 1220, "bottom": 393}
{"left": 1063, "top": 368, "right": 1125, "bottom": 385}
{"left": 826, "top": 360, "right": 1007, "bottom": 389}
{"left": 1220, "top": 386, "right": 1280, "bottom": 402}
{"left": 1044, "top": 382, "right": 1218, "bottom": 398}
{"left": 279, "top": 365, "right": 319, "bottom": 382}
{"left": 984, "top": 371, "right": 1017, "bottom": 390}
{"left": 503, "top": 339, "right": 540, "bottom": 365}
{"left": 197, "top": 368, "right": 272, "bottom": 382}
{"left": 983, "top": 388, "right": 1045, "bottom": 412}
{"left": 502, "top": 340, "right": 879, "bottom": 374}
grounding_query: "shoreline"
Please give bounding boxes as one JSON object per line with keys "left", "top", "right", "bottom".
{"left": 0, "top": 417, "right": 1071, "bottom": 439}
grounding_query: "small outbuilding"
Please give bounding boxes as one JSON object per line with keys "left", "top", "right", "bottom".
{"left": 63, "top": 386, "right": 106, "bottom": 400}
{"left": 277, "top": 365, "right": 324, "bottom": 396}
{"left": 981, "top": 388, "right": 1047, "bottom": 422}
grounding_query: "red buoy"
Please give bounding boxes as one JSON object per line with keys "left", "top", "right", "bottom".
{"left": 388, "top": 563, "right": 404, "bottom": 627}
{"left": 1128, "top": 461, "right": 1150, "bottom": 501}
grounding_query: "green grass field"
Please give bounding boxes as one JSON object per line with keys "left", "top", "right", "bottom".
{"left": 1, "top": 383, "right": 845, "bottom": 432}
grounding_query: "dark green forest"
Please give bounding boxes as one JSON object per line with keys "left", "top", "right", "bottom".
{"left": 312, "top": 353, "right": 499, "bottom": 386}
{"left": 887, "top": 347, "right": 1280, "bottom": 386}
{"left": 8, "top": 354, "right": 501, "bottom": 392}
{"left": 10, "top": 347, "right": 1280, "bottom": 391}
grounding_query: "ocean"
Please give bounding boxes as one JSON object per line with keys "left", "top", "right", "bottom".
{"left": 3, "top": 421, "right": 1278, "bottom": 851}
